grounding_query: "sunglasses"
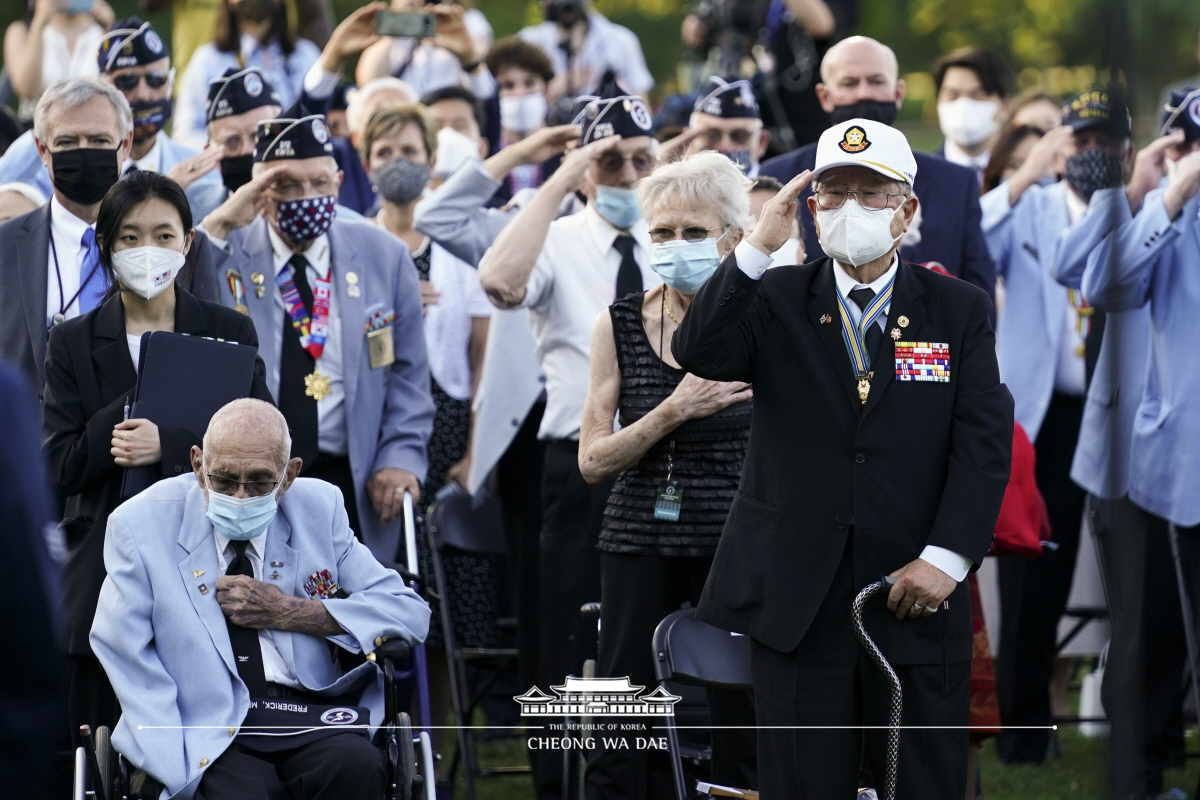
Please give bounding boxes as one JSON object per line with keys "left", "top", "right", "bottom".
{"left": 595, "top": 151, "right": 656, "bottom": 175}
{"left": 111, "top": 71, "right": 171, "bottom": 92}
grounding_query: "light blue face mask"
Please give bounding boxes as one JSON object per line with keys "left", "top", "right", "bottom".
{"left": 651, "top": 237, "right": 723, "bottom": 294}
{"left": 205, "top": 481, "right": 280, "bottom": 541}
{"left": 593, "top": 184, "right": 642, "bottom": 229}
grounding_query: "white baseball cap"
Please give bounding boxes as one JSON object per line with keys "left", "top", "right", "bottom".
{"left": 812, "top": 118, "right": 917, "bottom": 186}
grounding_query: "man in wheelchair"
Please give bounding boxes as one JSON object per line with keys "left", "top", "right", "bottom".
{"left": 90, "top": 399, "right": 430, "bottom": 800}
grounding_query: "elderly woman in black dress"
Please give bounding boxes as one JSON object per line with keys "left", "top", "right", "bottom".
{"left": 578, "top": 151, "right": 759, "bottom": 799}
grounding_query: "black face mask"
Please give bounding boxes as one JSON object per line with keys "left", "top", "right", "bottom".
{"left": 50, "top": 147, "right": 121, "bottom": 205}
{"left": 220, "top": 154, "right": 254, "bottom": 194}
{"left": 829, "top": 99, "right": 898, "bottom": 126}
{"left": 129, "top": 99, "right": 173, "bottom": 142}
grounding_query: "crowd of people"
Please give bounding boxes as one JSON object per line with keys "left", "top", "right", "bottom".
{"left": 4, "top": 1, "right": 1200, "bottom": 799}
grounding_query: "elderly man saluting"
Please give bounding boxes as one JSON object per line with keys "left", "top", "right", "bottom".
{"left": 91, "top": 398, "right": 430, "bottom": 800}
{"left": 674, "top": 119, "right": 1013, "bottom": 799}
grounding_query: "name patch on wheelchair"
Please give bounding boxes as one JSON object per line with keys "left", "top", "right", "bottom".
{"left": 653, "top": 480, "right": 682, "bottom": 521}
{"left": 239, "top": 698, "right": 371, "bottom": 747}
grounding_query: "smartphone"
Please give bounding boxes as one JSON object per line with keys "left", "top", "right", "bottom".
{"left": 375, "top": 10, "right": 437, "bottom": 39}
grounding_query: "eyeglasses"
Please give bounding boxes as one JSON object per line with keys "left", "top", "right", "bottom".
{"left": 701, "top": 128, "right": 755, "bottom": 147}
{"left": 216, "top": 131, "right": 258, "bottom": 155}
{"left": 814, "top": 186, "right": 907, "bottom": 211}
{"left": 648, "top": 225, "right": 727, "bottom": 244}
{"left": 595, "top": 151, "right": 656, "bottom": 175}
{"left": 270, "top": 177, "right": 338, "bottom": 201}
{"left": 111, "top": 71, "right": 171, "bottom": 92}
{"left": 206, "top": 473, "right": 281, "bottom": 497}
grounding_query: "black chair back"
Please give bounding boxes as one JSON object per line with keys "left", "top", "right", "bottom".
{"left": 653, "top": 608, "right": 753, "bottom": 688}
{"left": 426, "top": 483, "right": 506, "bottom": 555}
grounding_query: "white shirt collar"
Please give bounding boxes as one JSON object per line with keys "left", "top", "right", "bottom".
{"left": 943, "top": 139, "right": 990, "bottom": 172}
{"left": 267, "top": 222, "right": 332, "bottom": 280}
{"left": 125, "top": 133, "right": 163, "bottom": 174}
{"left": 50, "top": 194, "right": 93, "bottom": 255}
{"left": 1064, "top": 184, "right": 1089, "bottom": 225}
{"left": 213, "top": 528, "right": 267, "bottom": 564}
{"left": 832, "top": 253, "right": 900, "bottom": 301}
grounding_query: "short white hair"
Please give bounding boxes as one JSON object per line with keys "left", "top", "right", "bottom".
{"left": 636, "top": 151, "right": 752, "bottom": 233}
{"left": 34, "top": 77, "right": 133, "bottom": 144}
{"left": 202, "top": 398, "right": 291, "bottom": 469}
{"left": 347, "top": 77, "right": 418, "bottom": 135}
{"left": 0, "top": 182, "right": 47, "bottom": 207}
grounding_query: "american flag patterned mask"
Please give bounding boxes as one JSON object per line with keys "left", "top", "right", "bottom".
{"left": 275, "top": 195, "right": 337, "bottom": 244}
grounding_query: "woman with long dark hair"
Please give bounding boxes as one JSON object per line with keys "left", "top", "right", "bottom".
{"left": 174, "top": 0, "right": 321, "bottom": 147}
{"left": 42, "top": 170, "right": 272, "bottom": 738}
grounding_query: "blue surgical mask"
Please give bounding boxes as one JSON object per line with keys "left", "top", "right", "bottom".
{"left": 593, "top": 184, "right": 642, "bottom": 229}
{"left": 205, "top": 482, "right": 280, "bottom": 541}
{"left": 723, "top": 149, "right": 753, "bottom": 173}
{"left": 651, "top": 237, "right": 722, "bottom": 294}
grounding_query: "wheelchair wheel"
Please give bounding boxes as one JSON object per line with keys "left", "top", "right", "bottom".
{"left": 397, "top": 712, "right": 415, "bottom": 800}
{"left": 95, "top": 726, "right": 117, "bottom": 799}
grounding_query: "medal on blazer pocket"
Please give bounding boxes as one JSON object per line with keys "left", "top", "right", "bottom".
{"left": 894, "top": 341, "right": 951, "bottom": 382}
{"left": 363, "top": 304, "right": 397, "bottom": 369}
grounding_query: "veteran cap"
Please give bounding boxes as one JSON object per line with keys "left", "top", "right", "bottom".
{"left": 97, "top": 18, "right": 167, "bottom": 73}
{"left": 1161, "top": 87, "right": 1200, "bottom": 142}
{"left": 206, "top": 68, "right": 283, "bottom": 123}
{"left": 570, "top": 78, "right": 655, "bottom": 145}
{"left": 254, "top": 115, "right": 335, "bottom": 162}
{"left": 812, "top": 118, "right": 917, "bottom": 185}
{"left": 692, "top": 76, "right": 760, "bottom": 120}
{"left": 1062, "top": 89, "right": 1131, "bottom": 138}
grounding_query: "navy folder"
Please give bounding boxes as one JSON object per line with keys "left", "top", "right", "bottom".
{"left": 120, "top": 331, "right": 258, "bottom": 497}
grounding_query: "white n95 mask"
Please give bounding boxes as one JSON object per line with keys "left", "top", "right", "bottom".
{"left": 816, "top": 199, "right": 904, "bottom": 268}
{"left": 937, "top": 97, "right": 1001, "bottom": 148}
{"left": 433, "top": 126, "right": 480, "bottom": 178}
{"left": 110, "top": 246, "right": 186, "bottom": 300}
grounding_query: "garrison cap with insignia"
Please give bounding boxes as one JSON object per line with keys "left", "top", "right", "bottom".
{"left": 97, "top": 17, "right": 167, "bottom": 73}
{"left": 1062, "top": 89, "right": 1131, "bottom": 139}
{"left": 206, "top": 67, "right": 283, "bottom": 123}
{"left": 570, "top": 78, "right": 655, "bottom": 145}
{"left": 1161, "top": 87, "right": 1200, "bottom": 142}
{"left": 693, "top": 76, "right": 760, "bottom": 120}
{"left": 255, "top": 115, "right": 335, "bottom": 162}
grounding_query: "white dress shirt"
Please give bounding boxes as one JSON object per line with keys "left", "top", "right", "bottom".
{"left": 267, "top": 225, "right": 348, "bottom": 456}
{"left": 518, "top": 204, "right": 660, "bottom": 440}
{"left": 124, "top": 135, "right": 163, "bottom": 175}
{"left": 943, "top": 140, "right": 990, "bottom": 187}
{"left": 46, "top": 196, "right": 96, "bottom": 325}
{"left": 518, "top": 10, "right": 654, "bottom": 95}
{"left": 213, "top": 530, "right": 302, "bottom": 689}
{"left": 734, "top": 242, "right": 973, "bottom": 582}
{"left": 383, "top": 39, "right": 496, "bottom": 100}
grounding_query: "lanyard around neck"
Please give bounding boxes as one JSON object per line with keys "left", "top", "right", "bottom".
{"left": 835, "top": 278, "right": 894, "bottom": 376}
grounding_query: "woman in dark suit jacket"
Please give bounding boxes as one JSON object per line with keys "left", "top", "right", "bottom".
{"left": 41, "top": 171, "right": 274, "bottom": 739}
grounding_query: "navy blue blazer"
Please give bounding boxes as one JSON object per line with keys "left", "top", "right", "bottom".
{"left": 760, "top": 144, "right": 996, "bottom": 300}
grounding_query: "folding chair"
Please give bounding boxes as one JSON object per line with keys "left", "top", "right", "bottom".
{"left": 652, "top": 608, "right": 756, "bottom": 800}
{"left": 424, "top": 483, "right": 527, "bottom": 800}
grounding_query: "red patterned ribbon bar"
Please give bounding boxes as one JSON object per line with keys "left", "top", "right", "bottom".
{"left": 894, "top": 341, "right": 951, "bottom": 383}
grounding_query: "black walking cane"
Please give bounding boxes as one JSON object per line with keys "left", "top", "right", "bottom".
{"left": 852, "top": 579, "right": 903, "bottom": 800}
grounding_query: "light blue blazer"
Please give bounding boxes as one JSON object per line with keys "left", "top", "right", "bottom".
{"left": 1050, "top": 186, "right": 1151, "bottom": 500}
{"left": 0, "top": 129, "right": 226, "bottom": 220}
{"left": 1083, "top": 186, "right": 1200, "bottom": 526}
{"left": 90, "top": 474, "right": 431, "bottom": 800}
{"left": 981, "top": 179, "right": 1080, "bottom": 441}
{"left": 207, "top": 215, "right": 434, "bottom": 560}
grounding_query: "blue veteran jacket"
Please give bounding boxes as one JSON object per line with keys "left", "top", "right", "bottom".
{"left": 206, "top": 215, "right": 435, "bottom": 560}
{"left": 1050, "top": 186, "right": 1150, "bottom": 499}
{"left": 0, "top": 130, "right": 227, "bottom": 222}
{"left": 1083, "top": 186, "right": 1200, "bottom": 526}
{"left": 981, "top": 180, "right": 1085, "bottom": 442}
{"left": 90, "top": 474, "right": 430, "bottom": 799}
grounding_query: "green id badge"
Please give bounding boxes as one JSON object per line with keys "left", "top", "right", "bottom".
{"left": 654, "top": 480, "right": 682, "bottom": 521}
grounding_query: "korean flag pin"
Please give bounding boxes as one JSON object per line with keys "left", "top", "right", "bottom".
{"left": 820, "top": 314, "right": 832, "bottom": 324}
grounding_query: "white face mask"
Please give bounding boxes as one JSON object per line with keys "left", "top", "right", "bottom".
{"left": 433, "top": 126, "right": 480, "bottom": 178}
{"left": 938, "top": 97, "right": 1002, "bottom": 148}
{"left": 816, "top": 199, "right": 904, "bottom": 268}
{"left": 110, "top": 245, "right": 186, "bottom": 300}
{"left": 500, "top": 92, "right": 548, "bottom": 135}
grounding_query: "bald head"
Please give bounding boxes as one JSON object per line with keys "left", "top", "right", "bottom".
{"left": 202, "top": 399, "right": 291, "bottom": 468}
{"left": 817, "top": 37, "right": 905, "bottom": 114}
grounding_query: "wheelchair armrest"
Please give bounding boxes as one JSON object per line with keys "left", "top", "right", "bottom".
{"left": 366, "top": 637, "right": 412, "bottom": 664}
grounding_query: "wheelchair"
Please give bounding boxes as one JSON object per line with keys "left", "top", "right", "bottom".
{"left": 73, "top": 639, "right": 436, "bottom": 800}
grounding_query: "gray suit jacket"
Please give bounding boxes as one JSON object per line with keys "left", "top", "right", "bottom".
{"left": 206, "top": 216, "right": 434, "bottom": 560}
{"left": 0, "top": 203, "right": 218, "bottom": 396}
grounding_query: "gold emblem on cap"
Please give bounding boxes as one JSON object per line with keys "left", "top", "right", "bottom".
{"left": 838, "top": 125, "right": 871, "bottom": 153}
{"left": 250, "top": 272, "right": 265, "bottom": 285}
{"left": 898, "top": 315, "right": 910, "bottom": 328}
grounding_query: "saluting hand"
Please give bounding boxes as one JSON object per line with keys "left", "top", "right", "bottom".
{"left": 111, "top": 418, "right": 161, "bottom": 467}
{"left": 200, "top": 164, "right": 288, "bottom": 241}
{"left": 549, "top": 135, "right": 623, "bottom": 192}
{"left": 510, "top": 124, "right": 582, "bottom": 166}
{"left": 886, "top": 558, "right": 958, "bottom": 620}
{"left": 748, "top": 170, "right": 811, "bottom": 257}
{"left": 167, "top": 144, "right": 224, "bottom": 191}
{"left": 1163, "top": 149, "right": 1200, "bottom": 221}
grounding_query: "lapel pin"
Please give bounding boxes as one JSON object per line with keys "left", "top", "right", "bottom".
{"left": 347, "top": 285, "right": 362, "bottom": 298}
{"left": 890, "top": 328, "right": 902, "bottom": 340}
{"left": 346, "top": 272, "right": 359, "bottom": 285}
{"left": 250, "top": 272, "right": 265, "bottom": 285}
{"left": 898, "top": 315, "right": 910, "bottom": 328}
{"left": 820, "top": 314, "right": 832, "bottom": 324}
{"left": 193, "top": 570, "right": 205, "bottom": 578}
{"left": 199, "top": 584, "right": 209, "bottom": 595}
{"left": 271, "top": 561, "right": 284, "bottom": 567}
{"left": 255, "top": 286, "right": 266, "bottom": 299}
{"left": 269, "top": 571, "right": 281, "bottom": 580}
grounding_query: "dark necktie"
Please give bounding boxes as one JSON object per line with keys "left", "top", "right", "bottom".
{"left": 849, "top": 287, "right": 884, "bottom": 368}
{"left": 612, "top": 234, "right": 643, "bottom": 300}
{"left": 225, "top": 540, "right": 269, "bottom": 696}
{"left": 278, "top": 254, "right": 319, "bottom": 468}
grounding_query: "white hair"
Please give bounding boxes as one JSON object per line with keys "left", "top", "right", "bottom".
{"left": 347, "top": 77, "right": 418, "bottom": 135}
{"left": 636, "top": 151, "right": 753, "bottom": 233}
{"left": 0, "top": 182, "right": 47, "bottom": 207}
{"left": 33, "top": 77, "right": 133, "bottom": 145}
{"left": 202, "top": 398, "right": 291, "bottom": 469}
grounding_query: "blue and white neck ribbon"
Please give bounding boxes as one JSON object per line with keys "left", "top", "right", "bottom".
{"left": 836, "top": 278, "right": 895, "bottom": 376}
